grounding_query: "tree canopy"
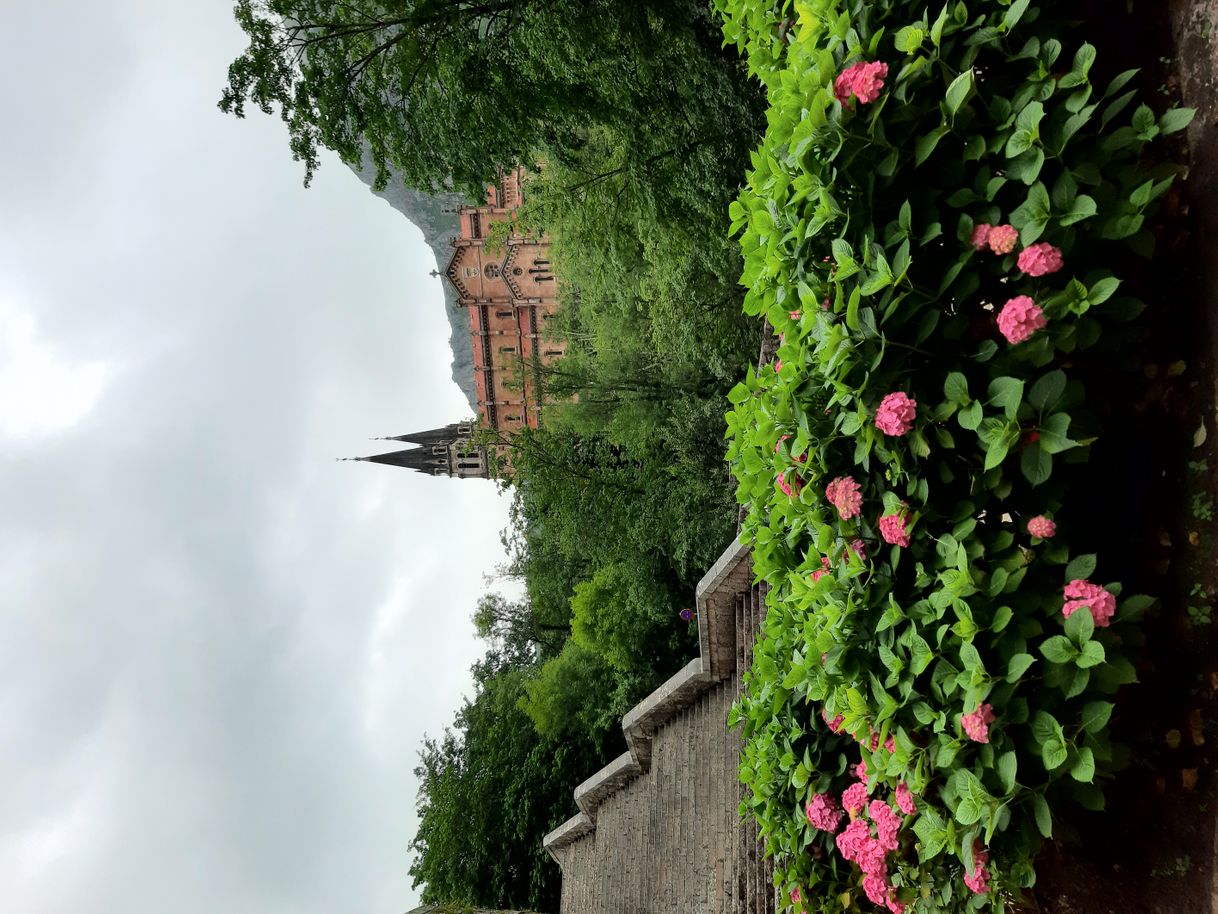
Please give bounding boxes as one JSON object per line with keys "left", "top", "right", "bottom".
{"left": 220, "top": 0, "right": 761, "bottom": 198}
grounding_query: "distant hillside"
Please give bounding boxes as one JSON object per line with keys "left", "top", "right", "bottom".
{"left": 348, "top": 157, "right": 477, "bottom": 413}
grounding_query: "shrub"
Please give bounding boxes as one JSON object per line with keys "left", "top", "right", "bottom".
{"left": 716, "top": 0, "right": 1190, "bottom": 909}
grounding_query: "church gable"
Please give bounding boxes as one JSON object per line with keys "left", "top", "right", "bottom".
{"left": 502, "top": 240, "right": 554, "bottom": 300}
{"left": 447, "top": 242, "right": 513, "bottom": 303}
{"left": 445, "top": 245, "right": 477, "bottom": 300}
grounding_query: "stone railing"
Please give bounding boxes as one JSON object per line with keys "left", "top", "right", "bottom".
{"left": 542, "top": 540, "right": 752, "bottom": 859}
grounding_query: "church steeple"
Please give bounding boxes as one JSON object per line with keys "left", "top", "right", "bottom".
{"left": 367, "top": 422, "right": 473, "bottom": 447}
{"left": 345, "top": 421, "right": 489, "bottom": 478}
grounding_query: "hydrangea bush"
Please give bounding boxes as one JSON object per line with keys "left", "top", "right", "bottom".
{"left": 715, "top": 0, "right": 1192, "bottom": 910}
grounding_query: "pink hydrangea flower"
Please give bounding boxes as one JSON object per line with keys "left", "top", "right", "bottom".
{"left": 823, "top": 708, "right": 845, "bottom": 733}
{"left": 987, "top": 224, "right": 1018, "bottom": 254}
{"left": 777, "top": 469, "right": 803, "bottom": 497}
{"left": 869, "top": 799, "right": 902, "bottom": 852}
{"left": 863, "top": 872, "right": 891, "bottom": 906}
{"left": 810, "top": 555, "right": 831, "bottom": 583}
{"left": 1027, "top": 515, "right": 1057, "bottom": 538}
{"left": 854, "top": 759, "right": 868, "bottom": 781}
{"left": 895, "top": 782, "right": 917, "bottom": 815}
{"left": 970, "top": 223, "right": 992, "bottom": 249}
{"left": 858, "top": 841, "right": 888, "bottom": 876}
{"left": 875, "top": 392, "right": 917, "bottom": 436}
{"left": 834, "top": 60, "right": 889, "bottom": 105}
{"left": 887, "top": 889, "right": 907, "bottom": 914}
{"left": 842, "top": 781, "right": 870, "bottom": 815}
{"left": 848, "top": 538, "right": 868, "bottom": 561}
{"left": 997, "top": 295, "right": 1047, "bottom": 344}
{"left": 774, "top": 359, "right": 782, "bottom": 372}
{"left": 790, "top": 886, "right": 801, "bottom": 906}
{"left": 775, "top": 437, "right": 807, "bottom": 497}
{"left": 961, "top": 703, "right": 995, "bottom": 743}
{"left": 805, "top": 793, "right": 844, "bottom": 832}
{"left": 835, "top": 817, "right": 869, "bottom": 859}
{"left": 826, "top": 475, "right": 863, "bottom": 520}
{"left": 879, "top": 512, "right": 911, "bottom": 547}
{"left": 837, "top": 818, "right": 888, "bottom": 876}
{"left": 1017, "top": 242, "right": 1064, "bottom": 277}
{"left": 832, "top": 71, "right": 854, "bottom": 105}
{"left": 789, "top": 310, "right": 801, "bottom": 321}
{"left": 863, "top": 729, "right": 894, "bottom": 753}
{"left": 1063, "top": 579, "right": 1117, "bottom": 627}
{"left": 964, "top": 843, "right": 991, "bottom": 895}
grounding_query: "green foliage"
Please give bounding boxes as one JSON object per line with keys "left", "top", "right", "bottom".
{"left": 473, "top": 592, "right": 568, "bottom": 662}
{"left": 716, "top": 0, "right": 1186, "bottom": 907}
{"left": 221, "top": 0, "right": 764, "bottom": 201}
{"left": 518, "top": 641, "right": 620, "bottom": 740}
{"left": 410, "top": 654, "right": 595, "bottom": 910}
{"left": 500, "top": 423, "right": 732, "bottom": 732}
{"left": 522, "top": 153, "right": 759, "bottom": 396}
{"left": 490, "top": 38, "right": 765, "bottom": 739}
{"left": 571, "top": 563, "right": 676, "bottom": 676}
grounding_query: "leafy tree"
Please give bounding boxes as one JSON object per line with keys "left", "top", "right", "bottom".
{"left": 221, "top": 0, "right": 544, "bottom": 194}
{"left": 472, "top": 593, "right": 567, "bottom": 662}
{"left": 570, "top": 563, "right": 680, "bottom": 681}
{"left": 517, "top": 641, "right": 620, "bottom": 741}
{"left": 220, "top": 0, "right": 762, "bottom": 198}
{"left": 410, "top": 653, "right": 601, "bottom": 911}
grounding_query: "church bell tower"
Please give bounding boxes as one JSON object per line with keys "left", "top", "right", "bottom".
{"left": 343, "top": 421, "right": 491, "bottom": 479}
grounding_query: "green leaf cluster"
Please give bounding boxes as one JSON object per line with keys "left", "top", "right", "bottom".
{"left": 716, "top": 0, "right": 1180, "bottom": 906}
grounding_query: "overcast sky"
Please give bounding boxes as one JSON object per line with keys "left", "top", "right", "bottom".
{"left": 0, "top": 4, "right": 514, "bottom": 913}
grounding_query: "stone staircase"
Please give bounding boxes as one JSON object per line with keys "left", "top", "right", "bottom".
{"left": 542, "top": 541, "right": 776, "bottom": 914}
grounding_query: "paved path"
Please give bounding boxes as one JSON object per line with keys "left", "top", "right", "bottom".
{"left": 548, "top": 567, "right": 775, "bottom": 914}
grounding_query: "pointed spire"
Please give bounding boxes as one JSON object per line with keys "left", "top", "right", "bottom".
{"left": 344, "top": 419, "right": 487, "bottom": 478}
{"left": 375, "top": 423, "right": 469, "bottom": 446}
{"left": 352, "top": 448, "right": 436, "bottom": 472}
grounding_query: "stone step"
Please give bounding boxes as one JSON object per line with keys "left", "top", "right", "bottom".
{"left": 547, "top": 543, "right": 773, "bottom": 914}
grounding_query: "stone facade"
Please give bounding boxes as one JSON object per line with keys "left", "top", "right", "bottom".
{"left": 350, "top": 168, "right": 562, "bottom": 480}
{"left": 445, "top": 167, "right": 564, "bottom": 436}
{"left": 354, "top": 169, "right": 562, "bottom": 479}
{"left": 543, "top": 542, "right": 776, "bottom": 914}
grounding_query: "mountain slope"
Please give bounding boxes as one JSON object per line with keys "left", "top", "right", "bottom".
{"left": 349, "top": 157, "right": 477, "bottom": 413}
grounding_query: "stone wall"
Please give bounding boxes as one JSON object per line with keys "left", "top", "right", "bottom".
{"left": 542, "top": 541, "right": 775, "bottom": 914}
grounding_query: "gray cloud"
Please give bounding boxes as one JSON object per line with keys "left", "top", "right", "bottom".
{"left": 0, "top": 3, "right": 508, "bottom": 912}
